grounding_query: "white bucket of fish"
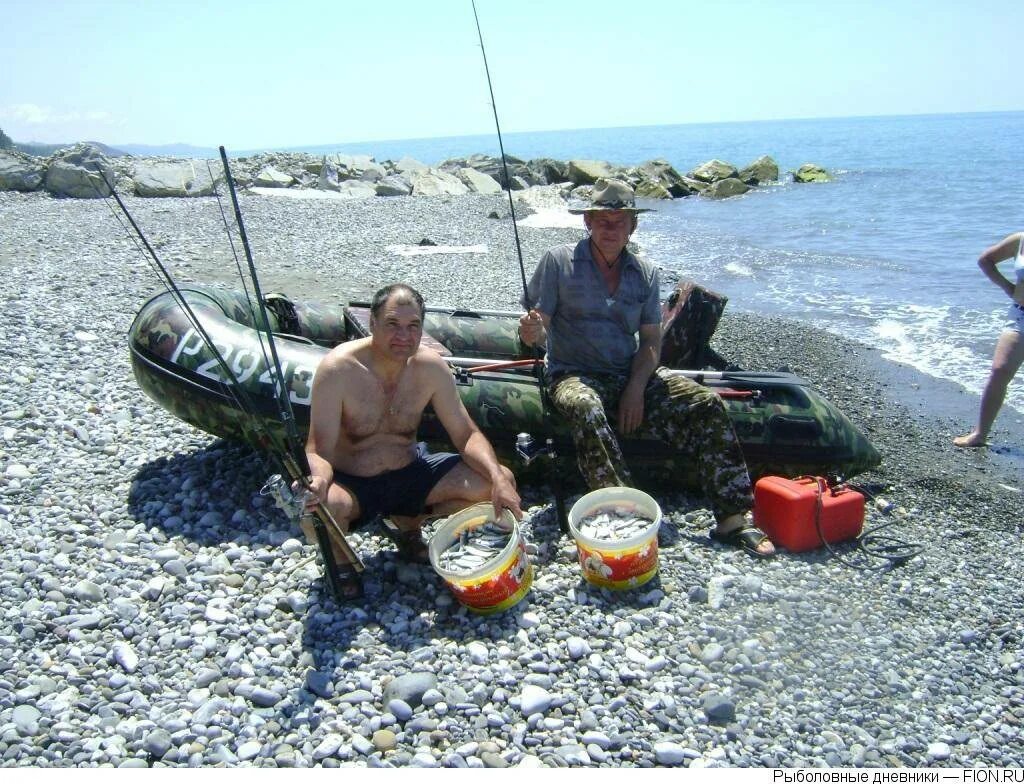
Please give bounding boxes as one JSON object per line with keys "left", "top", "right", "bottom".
{"left": 428, "top": 503, "right": 533, "bottom": 615}
{"left": 568, "top": 487, "right": 662, "bottom": 590}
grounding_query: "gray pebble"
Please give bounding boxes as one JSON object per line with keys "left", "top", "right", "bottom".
{"left": 236, "top": 740, "right": 262, "bottom": 761}
{"left": 519, "top": 685, "right": 552, "bottom": 716}
{"left": 143, "top": 729, "right": 173, "bottom": 757}
{"left": 73, "top": 579, "right": 104, "bottom": 603}
{"left": 384, "top": 672, "right": 437, "bottom": 708}
{"left": 388, "top": 698, "right": 413, "bottom": 721}
{"left": 12, "top": 705, "right": 41, "bottom": 735}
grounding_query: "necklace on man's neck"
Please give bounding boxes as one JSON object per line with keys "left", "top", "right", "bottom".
{"left": 372, "top": 360, "right": 408, "bottom": 422}
{"left": 591, "top": 241, "right": 620, "bottom": 270}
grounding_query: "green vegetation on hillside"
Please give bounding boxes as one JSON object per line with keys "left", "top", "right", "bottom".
{"left": 0, "top": 131, "right": 130, "bottom": 157}
{"left": 14, "top": 141, "right": 69, "bottom": 156}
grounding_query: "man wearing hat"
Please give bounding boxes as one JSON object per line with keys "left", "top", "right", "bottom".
{"left": 519, "top": 178, "right": 774, "bottom": 557}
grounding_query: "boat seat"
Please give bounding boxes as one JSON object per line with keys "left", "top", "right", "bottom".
{"left": 345, "top": 306, "right": 452, "bottom": 356}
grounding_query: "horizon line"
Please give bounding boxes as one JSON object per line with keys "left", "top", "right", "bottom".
{"left": 13, "top": 107, "right": 1023, "bottom": 152}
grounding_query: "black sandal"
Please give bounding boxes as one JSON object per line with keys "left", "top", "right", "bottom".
{"left": 381, "top": 519, "right": 431, "bottom": 564}
{"left": 710, "top": 524, "right": 776, "bottom": 558}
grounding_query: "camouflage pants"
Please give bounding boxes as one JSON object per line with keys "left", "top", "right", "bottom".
{"left": 548, "top": 367, "right": 752, "bottom": 520}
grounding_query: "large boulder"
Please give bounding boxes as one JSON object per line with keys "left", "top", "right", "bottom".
{"left": 511, "top": 183, "right": 574, "bottom": 214}
{"left": 44, "top": 144, "right": 114, "bottom": 198}
{"left": 689, "top": 159, "right": 738, "bottom": 184}
{"left": 636, "top": 159, "right": 695, "bottom": 197}
{"left": 357, "top": 162, "right": 386, "bottom": 183}
{"left": 458, "top": 167, "right": 501, "bottom": 194}
{"left": 253, "top": 166, "right": 294, "bottom": 188}
{"left": 318, "top": 161, "right": 342, "bottom": 191}
{"left": 133, "top": 160, "right": 218, "bottom": 197}
{"left": 393, "top": 156, "right": 429, "bottom": 175}
{"left": 681, "top": 176, "right": 708, "bottom": 194}
{"left": 444, "top": 154, "right": 534, "bottom": 189}
{"left": 793, "top": 163, "right": 831, "bottom": 183}
{"left": 335, "top": 180, "right": 377, "bottom": 199}
{"left": 375, "top": 173, "right": 413, "bottom": 196}
{"left": 567, "top": 159, "right": 616, "bottom": 185}
{"left": 410, "top": 169, "right": 469, "bottom": 196}
{"left": 227, "top": 168, "right": 254, "bottom": 189}
{"left": 0, "top": 151, "right": 46, "bottom": 191}
{"left": 702, "top": 177, "right": 751, "bottom": 199}
{"left": 634, "top": 179, "right": 673, "bottom": 200}
{"left": 738, "top": 155, "right": 779, "bottom": 185}
{"left": 529, "top": 157, "right": 569, "bottom": 184}
{"left": 324, "top": 153, "right": 386, "bottom": 182}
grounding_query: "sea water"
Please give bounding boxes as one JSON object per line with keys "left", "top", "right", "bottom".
{"left": 316, "top": 111, "right": 1024, "bottom": 415}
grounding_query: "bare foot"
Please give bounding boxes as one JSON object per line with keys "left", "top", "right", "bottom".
{"left": 953, "top": 432, "right": 987, "bottom": 448}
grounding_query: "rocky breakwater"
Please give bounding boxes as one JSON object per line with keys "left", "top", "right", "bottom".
{"left": 0, "top": 143, "right": 829, "bottom": 203}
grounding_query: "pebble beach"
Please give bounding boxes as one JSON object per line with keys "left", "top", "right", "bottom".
{"left": 1, "top": 187, "right": 1022, "bottom": 768}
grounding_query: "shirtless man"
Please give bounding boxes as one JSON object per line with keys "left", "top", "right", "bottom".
{"left": 303, "top": 283, "right": 521, "bottom": 598}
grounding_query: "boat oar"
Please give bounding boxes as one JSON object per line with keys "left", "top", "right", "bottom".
{"left": 464, "top": 358, "right": 542, "bottom": 374}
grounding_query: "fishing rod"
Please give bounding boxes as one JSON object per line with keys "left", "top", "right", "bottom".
{"left": 471, "top": 0, "right": 529, "bottom": 304}
{"left": 94, "top": 174, "right": 259, "bottom": 429}
{"left": 215, "top": 147, "right": 364, "bottom": 578}
{"left": 471, "top": 1, "right": 570, "bottom": 533}
{"left": 94, "top": 166, "right": 362, "bottom": 600}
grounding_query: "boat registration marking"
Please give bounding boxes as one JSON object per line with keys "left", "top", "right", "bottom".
{"left": 169, "top": 327, "right": 315, "bottom": 405}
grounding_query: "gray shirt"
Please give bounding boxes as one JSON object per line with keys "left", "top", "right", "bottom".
{"left": 524, "top": 238, "right": 661, "bottom": 377}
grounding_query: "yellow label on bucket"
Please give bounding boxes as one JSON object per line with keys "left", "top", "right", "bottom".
{"left": 577, "top": 539, "right": 659, "bottom": 590}
{"left": 446, "top": 541, "right": 532, "bottom": 614}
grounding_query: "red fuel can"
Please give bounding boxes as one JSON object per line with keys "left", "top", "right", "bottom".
{"left": 753, "top": 476, "right": 864, "bottom": 553}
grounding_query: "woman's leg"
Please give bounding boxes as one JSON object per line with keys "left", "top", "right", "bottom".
{"left": 955, "top": 330, "right": 1024, "bottom": 446}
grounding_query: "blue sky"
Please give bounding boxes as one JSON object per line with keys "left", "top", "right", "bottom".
{"left": 2, "top": 0, "right": 1022, "bottom": 149}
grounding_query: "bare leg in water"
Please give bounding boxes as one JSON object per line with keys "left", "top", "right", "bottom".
{"left": 954, "top": 329, "right": 1024, "bottom": 447}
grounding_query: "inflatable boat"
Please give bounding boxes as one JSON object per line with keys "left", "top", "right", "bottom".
{"left": 127, "top": 284, "right": 881, "bottom": 488}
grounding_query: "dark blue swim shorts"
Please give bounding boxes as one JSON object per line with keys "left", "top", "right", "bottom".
{"left": 333, "top": 442, "right": 461, "bottom": 528}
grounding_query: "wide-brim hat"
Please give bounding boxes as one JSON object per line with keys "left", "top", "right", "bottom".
{"left": 568, "top": 177, "right": 654, "bottom": 214}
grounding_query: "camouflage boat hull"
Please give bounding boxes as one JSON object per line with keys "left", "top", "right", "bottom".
{"left": 128, "top": 285, "right": 881, "bottom": 490}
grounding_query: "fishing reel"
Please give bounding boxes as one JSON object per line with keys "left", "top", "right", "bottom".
{"left": 515, "top": 432, "right": 556, "bottom": 465}
{"left": 260, "top": 473, "right": 314, "bottom": 521}
{"left": 515, "top": 432, "right": 569, "bottom": 535}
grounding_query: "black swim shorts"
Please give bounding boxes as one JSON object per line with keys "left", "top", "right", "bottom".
{"left": 332, "top": 442, "right": 461, "bottom": 528}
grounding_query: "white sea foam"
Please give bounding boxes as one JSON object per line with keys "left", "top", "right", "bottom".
{"left": 865, "top": 308, "right": 1024, "bottom": 412}
{"left": 724, "top": 261, "right": 754, "bottom": 277}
